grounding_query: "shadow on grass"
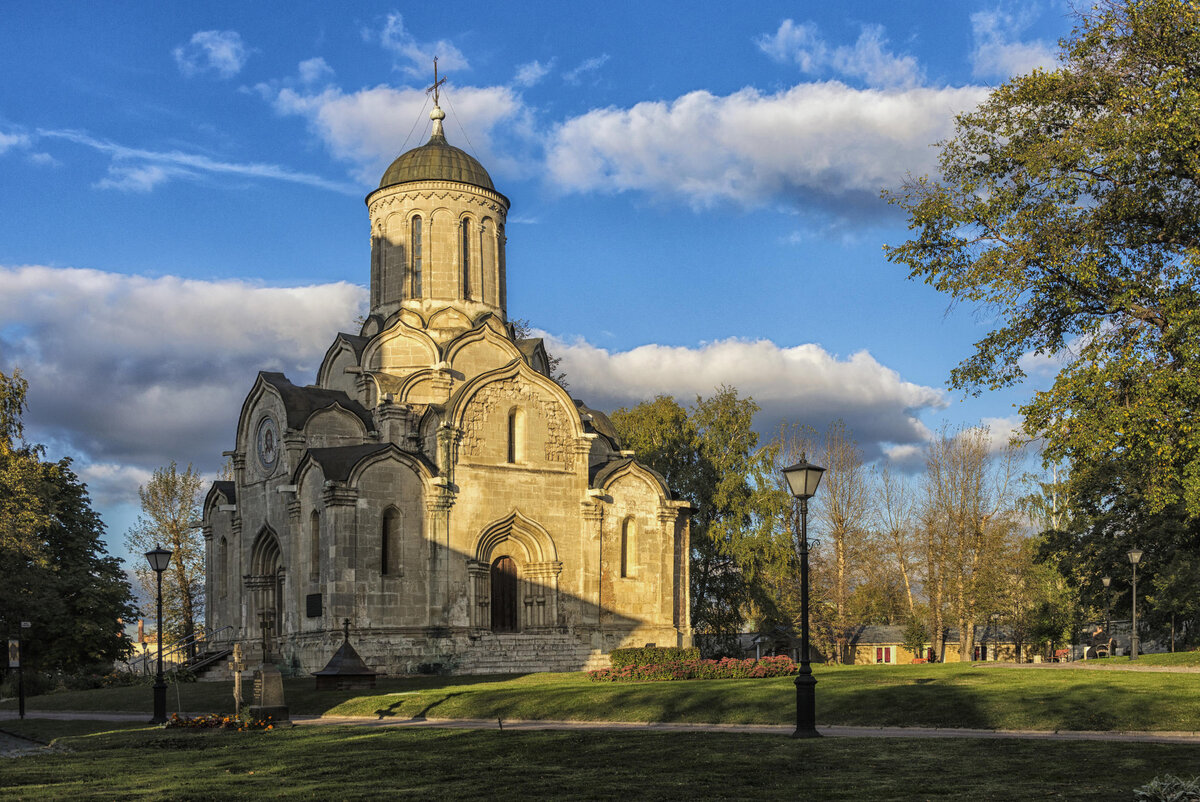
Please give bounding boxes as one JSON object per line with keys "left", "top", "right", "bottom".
{"left": 374, "top": 692, "right": 463, "bottom": 721}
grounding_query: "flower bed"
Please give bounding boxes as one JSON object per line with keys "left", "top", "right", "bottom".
{"left": 165, "top": 713, "right": 275, "bottom": 731}
{"left": 588, "top": 655, "right": 798, "bottom": 682}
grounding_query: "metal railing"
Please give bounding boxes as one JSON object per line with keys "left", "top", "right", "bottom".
{"left": 124, "top": 625, "right": 234, "bottom": 676}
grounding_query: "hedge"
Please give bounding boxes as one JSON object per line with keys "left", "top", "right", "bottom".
{"left": 589, "top": 655, "right": 798, "bottom": 682}
{"left": 608, "top": 646, "right": 700, "bottom": 669}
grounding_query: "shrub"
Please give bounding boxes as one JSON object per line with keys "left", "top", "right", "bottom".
{"left": 608, "top": 646, "right": 700, "bottom": 669}
{"left": 589, "top": 655, "right": 797, "bottom": 683}
{"left": 1134, "top": 774, "right": 1200, "bottom": 802}
{"left": 165, "top": 713, "right": 275, "bottom": 731}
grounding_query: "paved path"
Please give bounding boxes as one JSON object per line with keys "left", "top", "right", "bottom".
{"left": 4, "top": 710, "right": 1200, "bottom": 745}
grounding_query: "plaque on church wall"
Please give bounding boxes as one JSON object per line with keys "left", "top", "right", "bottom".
{"left": 306, "top": 593, "right": 322, "bottom": 618}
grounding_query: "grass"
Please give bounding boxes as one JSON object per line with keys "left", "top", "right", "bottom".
{"left": 1090, "top": 650, "right": 1200, "bottom": 667}
{"left": 3, "top": 726, "right": 1199, "bottom": 800}
{"left": 0, "top": 718, "right": 146, "bottom": 744}
{"left": 6, "top": 662, "right": 1200, "bottom": 733}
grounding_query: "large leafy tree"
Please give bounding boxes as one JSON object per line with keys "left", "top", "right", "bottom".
{"left": 885, "top": 0, "right": 1200, "bottom": 518}
{"left": 0, "top": 369, "right": 136, "bottom": 672}
{"left": 611, "top": 388, "right": 789, "bottom": 648}
{"left": 124, "top": 462, "right": 205, "bottom": 653}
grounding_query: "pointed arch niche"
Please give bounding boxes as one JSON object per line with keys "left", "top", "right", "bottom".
{"left": 246, "top": 527, "right": 285, "bottom": 653}
{"left": 467, "top": 511, "right": 562, "bottom": 632}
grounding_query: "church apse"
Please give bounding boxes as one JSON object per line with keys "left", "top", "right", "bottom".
{"left": 200, "top": 68, "right": 691, "bottom": 675}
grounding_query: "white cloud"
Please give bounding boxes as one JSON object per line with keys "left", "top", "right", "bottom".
{"left": 39, "top": 128, "right": 358, "bottom": 194}
{"left": 546, "top": 82, "right": 987, "bottom": 212}
{"left": 0, "top": 131, "right": 31, "bottom": 154}
{"left": 970, "top": 10, "right": 1057, "bottom": 79}
{"left": 514, "top": 59, "right": 553, "bottom": 87}
{"left": 28, "top": 152, "right": 59, "bottom": 167}
{"left": 375, "top": 13, "right": 468, "bottom": 78}
{"left": 298, "top": 57, "right": 334, "bottom": 85}
{"left": 564, "top": 54, "right": 610, "bottom": 84}
{"left": 0, "top": 265, "right": 366, "bottom": 476}
{"left": 547, "top": 334, "right": 946, "bottom": 459}
{"left": 95, "top": 163, "right": 181, "bottom": 192}
{"left": 975, "top": 415, "right": 1026, "bottom": 454}
{"left": 173, "top": 30, "right": 250, "bottom": 79}
{"left": 76, "top": 463, "right": 155, "bottom": 508}
{"left": 268, "top": 83, "right": 525, "bottom": 184}
{"left": 757, "top": 20, "right": 923, "bottom": 89}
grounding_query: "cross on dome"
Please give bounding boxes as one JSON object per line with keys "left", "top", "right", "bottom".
{"left": 426, "top": 57, "right": 447, "bottom": 137}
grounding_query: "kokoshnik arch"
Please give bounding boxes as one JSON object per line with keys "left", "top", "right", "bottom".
{"left": 201, "top": 92, "right": 692, "bottom": 674}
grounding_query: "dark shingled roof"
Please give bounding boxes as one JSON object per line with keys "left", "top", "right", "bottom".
{"left": 304, "top": 444, "right": 394, "bottom": 483}
{"left": 212, "top": 481, "right": 236, "bottom": 505}
{"left": 335, "top": 333, "right": 369, "bottom": 360}
{"left": 259, "top": 372, "right": 373, "bottom": 432}
{"left": 313, "top": 636, "right": 377, "bottom": 679}
{"left": 574, "top": 399, "right": 622, "bottom": 449}
{"left": 378, "top": 131, "right": 497, "bottom": 192}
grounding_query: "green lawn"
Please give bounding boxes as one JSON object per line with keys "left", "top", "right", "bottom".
{"left": 5, "top": 662, "right": 1200, "bottom": 732}
{"left": 0, "top": 718, "right": 146, "bottom": 743}
{"left": 1091, "top": 650, "right": 1200, "bottom": 667}
{"left": 3, "top": 726, "right": 1198, "bottom": 800}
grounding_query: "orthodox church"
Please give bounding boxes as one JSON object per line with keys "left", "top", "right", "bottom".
{"left": 201, "top": 91, "right": 692, "bottom": 675}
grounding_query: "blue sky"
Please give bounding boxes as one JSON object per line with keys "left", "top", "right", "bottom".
{"left": 0, "top": 2, "right": 1073, "bottom": 565}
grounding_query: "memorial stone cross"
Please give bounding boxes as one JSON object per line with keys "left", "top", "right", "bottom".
{"left": 228, "top": 643, "right": 245, "bottom": 717}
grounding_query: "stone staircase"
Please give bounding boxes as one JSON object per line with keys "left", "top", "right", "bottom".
{"left": 455, "top": 632, "right": 611, "bottom": 674}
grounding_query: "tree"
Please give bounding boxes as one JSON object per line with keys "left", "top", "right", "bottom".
{"left": 611, "top": 388, "right": 789, "bottom": 650}
{"left": 125, "top": 462, "right": 205, "bottom": 654}
{"left": 885, "top": 0, "right": 1200, "bottom": 519}
{"left": 774, "top": 421, "right": 875, "bottom": 662}
{"left": 0, "top": 369, "right": 136, "bottom": 672}
{"left": 918, "top": 427, "right": 1018, "bottom": 663}
{"left": 0, "top": 369, "right": 48, "bottom": 558}
{"left": 902, "top": 615, "right": 929, "bottom": 662}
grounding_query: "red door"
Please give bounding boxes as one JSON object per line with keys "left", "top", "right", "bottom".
{"left": 491, "top": 556, "right": 518, "bottom": 633}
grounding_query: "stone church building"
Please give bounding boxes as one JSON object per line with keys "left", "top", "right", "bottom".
{"left": 201, "top": 100, "right": 692, "bottom": 675}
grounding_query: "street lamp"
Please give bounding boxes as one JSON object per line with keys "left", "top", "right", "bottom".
{"left": 1101, "top": 576, "right": 1112, "bottom": 657}
{"left": 1128, "top": 549, "right": 1143, "bottom": 661}
{"left": 145, "top": 545, "right": 173, "bottom": 724}
{"left": 782, "top": 458, "right": 825, "bottom": 739}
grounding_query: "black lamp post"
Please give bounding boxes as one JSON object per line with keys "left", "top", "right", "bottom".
{"left": 782, "top": 458, "right": 825, "bottom": 739}
{"left": 1101, "top": 576, "right": 1112, "bottom": 656}
{"left": 1128, "top": 549, "right": 1143, "bottom": 660}
{"left": 145, "top": 545, "right": 173, "bottom": 724}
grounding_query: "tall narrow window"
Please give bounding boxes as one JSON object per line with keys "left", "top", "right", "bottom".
{"left": 411, "top": 216, "right": 423, "bottom": 298}
{"left": 382, "top": 508, "right": 400, "bottom": 576}
{"left": 217, "top": 537, "right": 228, "bottom": 599}
{"left": 461, "top": 218, "right": 472, "bottom": 298}
{"left": 309, "top": 510, "right": 320, "bottom": 581}
{"left": 620, "top": 517, "right": 636, "bottom": 578}
{"left": 506, "top": 407, "right": 525, "bottom": 464}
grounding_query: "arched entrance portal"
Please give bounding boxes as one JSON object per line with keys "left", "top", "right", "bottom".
{"left": 491, "top": 556, "right": 518, "bottom": 632}
{"left": 247, "top": 528, "right": 285, "bottom": 659}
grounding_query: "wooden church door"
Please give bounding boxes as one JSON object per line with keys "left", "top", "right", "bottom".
{"left": 491, "top": 556, "right": 518, "bottom": 632}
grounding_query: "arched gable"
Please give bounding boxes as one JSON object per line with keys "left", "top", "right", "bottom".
{"left": 304, "top": 407, "right": 369, "bottom": 448}
{"left": 291, "top": 443, "right": 437, "bottom": 491}
{"left": 316, "top": 334, "right": 367, "bottom": 397}
{"left": 473, "top": 509, "right": 558, "bottom": 564}
{"left": 426, "top": 306, "right": 473, "bottom": 341}
{"left": 362, "top": 317, "right": 439, "bottom": 375}
{"left": 450, "top": 360, "right": 586, "bottom": 471}
{"left": 444, "top": 319, "right": 523, "bottom": 380}
{"left": 593, "top": 459, "right": 672, "bottom": 505}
